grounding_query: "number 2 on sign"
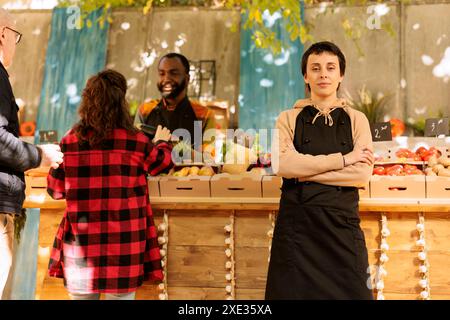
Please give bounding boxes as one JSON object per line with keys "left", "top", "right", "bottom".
{"left": 375, "top": 125, "right": 387, "bottom": 139}
{"left": 375, "top": 129, "right": 380, "bottom": 139}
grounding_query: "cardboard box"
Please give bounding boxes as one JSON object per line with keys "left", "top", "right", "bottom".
{"left": 210, "top": 173, "right": 262, "bottom": 198}
{"left": 147, "top": 176, "right": 161, "bottom": 197}
{"left": 358, "top": 184, "right": 370, "bottom": 199}
{"left": 370, "top": 175, "right": 426, "bottom": 198}
{"left": 262, "top": 176, "right": 282, "bottom": 198}
{"left": 425, "top": 176, "right": 450, "bottom": 198}
{"left": 159, "top": 175, "right": 211, "bottom": 197}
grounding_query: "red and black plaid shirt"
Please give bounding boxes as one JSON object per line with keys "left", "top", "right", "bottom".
{"left": 47, "top": 128, "right": 173, "bottom": 294}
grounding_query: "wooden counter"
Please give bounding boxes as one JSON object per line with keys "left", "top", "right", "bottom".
{"left": 24, "top": 189, "right": 450, "bottom": 212}
{"left": 24, "top": 191, "right": 450, "bottom": 300}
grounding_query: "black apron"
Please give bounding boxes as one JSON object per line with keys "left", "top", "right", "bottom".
{"left": 143, "top": 97, "right": 198, "bottom": 144}
{"left": 265, "top": 106, "right": 373, "bottom": 300}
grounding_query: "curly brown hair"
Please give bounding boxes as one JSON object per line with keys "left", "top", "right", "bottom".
{"left": 73, "top": 69, "right": 138, "bottom": 147}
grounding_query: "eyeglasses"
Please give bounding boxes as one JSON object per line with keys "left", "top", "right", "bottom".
{"left": 3, "top": 26, "right": 22, "bottom": 44}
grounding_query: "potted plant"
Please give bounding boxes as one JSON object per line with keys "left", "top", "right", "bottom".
{"left": 344, "top": 85, "right": 392, "bottom": 124}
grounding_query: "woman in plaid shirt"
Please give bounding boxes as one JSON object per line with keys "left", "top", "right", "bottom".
{"left": 47, "top": 70, "right": 173, "bottom": 300}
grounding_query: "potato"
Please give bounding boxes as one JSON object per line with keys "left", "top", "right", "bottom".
{"left": 172, "top": 169, "right": 183, "bottom": 177}
{"left": 424, "top": 168, "right": 436, "bottom": 176}
{"left": 198, "top": 166, "right": 215, "bottom": 176}
{"left": 222, "top": 164, "right": 249, "bottom": 174}
{"left": 432, "top": 164, "right": 444, "bottom": 174}
{"left": 188, "top": 166, "right": 200, "bottom": 176}
{"left": 438, "top": 168, "right": 450, "bottom": 177}
{"left": 437, "top": 156, "right": 450, "bottom": 167}
{"left": 173, "top": 167, "right": 190, "bottom": 177}
{"left": 428, "top": 155, "right": 438, "bottom": 167}
{"left": 180, "top": 167, "right": 190, "bottom": 177}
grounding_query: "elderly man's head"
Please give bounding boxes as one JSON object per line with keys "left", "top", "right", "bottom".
{"left": 0, "top": 9, "right": 20, "bottom": 67}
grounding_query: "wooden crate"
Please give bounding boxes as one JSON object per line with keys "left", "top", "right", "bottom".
{"left": 359, "top": 183, "right": 370, "bottom": 199}
{"left": 261, "top": 176, "right": 282, "bottom": 198}
{"left": 370, "top": 176, "right": 426, "bottom": 199}
{"left": 210, "top": 174, "right": 262, "bottom": 198}
{"left": 148, "top": 176, "right": 160, "bottom": 198}
{"left": 426, "top": 176, "right": 450, "bottom": 198}
{"left": 159, "top": 176, "right": 211, "bottom": 197}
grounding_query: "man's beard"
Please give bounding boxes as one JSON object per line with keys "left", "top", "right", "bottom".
{"left": 157, "top": 78, "right": 187, "bottom": 99}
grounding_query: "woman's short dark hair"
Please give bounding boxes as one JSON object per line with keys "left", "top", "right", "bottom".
{"left": 301, "top": 41, "right": 346, "bottom": 91}
{"left": 73, "top": 69, "right": 137, "bottom": 147}
{"left": 159, "top": 52, "right": 190, "bottom": 74}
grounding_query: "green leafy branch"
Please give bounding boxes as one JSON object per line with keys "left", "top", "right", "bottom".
{"left": 57, "top": 0, "right": 407, "bottom": 55}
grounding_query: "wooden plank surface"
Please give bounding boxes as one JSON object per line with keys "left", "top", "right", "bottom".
{"left": 167, "top": 211, "right": 232, "bottom": 246}
{"left": 422, "top": 213, "right": 450, "bottom": 251}
{"left": 24, "top": 189, "right": 450, "bottom": 212}
{"left": 235, "top": 212, "right": 273, "bottom": 247}
{"left": 166, "top": 286, "right": 227, "bottom": 300}
{"left": 33, "top": 207, "right": 450, "bottom": 300}
{"left": 235, "top": 247, "right": 269, "bottom": 289}
{"left": 375, "top": 250, "right": 423, "bottom": 294}
{"left": 135, "top": 284, "right": 160, "bottom": 300}
{"left": 35, "top": 209, "right": 65, "bottom": 300}
{"left": 360, "top": 212, "right": 381, "bottom": 250}
{"left": 235, "top": 288, "right": 265, "bottom": 300}
{"left": 428, "top": 251, "right": 450, "bottom": 294}
{"left": 167, "top": 246, "right": 227, "bottom": 288}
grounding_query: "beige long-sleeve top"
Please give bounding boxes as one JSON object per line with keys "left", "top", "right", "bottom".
{"left": 271, "top": 99, "right": 373, "bottom": 188}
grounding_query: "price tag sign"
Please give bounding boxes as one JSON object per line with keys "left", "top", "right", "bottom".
{"left": 424, "top": 118, "right": 449, "bottom": 137}
{"left": 39, "top": 130, "right": 58, "bottom": 144}
{"left": 370, "top": 122, "right": 392, "bottom": 142}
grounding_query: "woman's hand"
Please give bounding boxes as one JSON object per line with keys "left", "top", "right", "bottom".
{"left": 343, "top": 146, "right": 374, "bottom": 166}
{"left": 152, "top": 125, "right": 171, "bottom": 143}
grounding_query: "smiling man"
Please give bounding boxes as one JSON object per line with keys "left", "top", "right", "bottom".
{"left": 135, "top": 53, "right": 216, "bottom": 145}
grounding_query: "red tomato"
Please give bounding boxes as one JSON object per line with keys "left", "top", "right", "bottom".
{"left": 404, "top": 168, "right": 418, "bottom": 175}
{"left": 428, "top": 147, "right": 442, "bottom": 157}
{"left": 386, "top": 164, "right": 403, "bottom": 171}
{"left": 396, "top": 148, "right": 415, "bottom": 159}
{"left": 415, "top": 147, "right": 428, "bottom": 157}
{"left": 385, "top": 164, "right": 404, "bottom": 176}
{"left": 373, "top": 166, "right": 386, "bottom": 175}
{"left": 422, "top": 151, "right": 436, "bottom": 161}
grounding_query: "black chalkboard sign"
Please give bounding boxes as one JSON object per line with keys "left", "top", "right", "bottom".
{"left": 39, "top": 130, "right": 58, "bottom": 144}
{"left": 424, "top": 118, "right": 449, "bottom": 137}
{"left": 370, "top": 122, "right": 392, "bottom": 141}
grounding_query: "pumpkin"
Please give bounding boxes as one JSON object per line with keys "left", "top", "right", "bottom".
{"left": 19, "top": 121, "right": 36, "bottom": 136}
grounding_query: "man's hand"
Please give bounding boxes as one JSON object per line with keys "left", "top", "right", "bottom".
{"left": 343, "top": 146, "right": 374, "bottom": 166}
{"left": 37, "top": 144, "right": 64, "bottom": 169}
{"left": 152, "top": 125, "right": 171, "bottom": 143}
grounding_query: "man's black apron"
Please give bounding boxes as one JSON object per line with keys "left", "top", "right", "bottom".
{"left": 265, "top": 106, "right": 373, "bottom": 300}
{"left": 143, "top": 97, "right": 197, "bottom": 144}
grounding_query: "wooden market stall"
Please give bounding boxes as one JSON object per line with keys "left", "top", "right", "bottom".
{"left": 24, "top": 189, "right": 450, "bottom": 300}
{"left": 22, "top": 138, "right": 450, "bottom": 300}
